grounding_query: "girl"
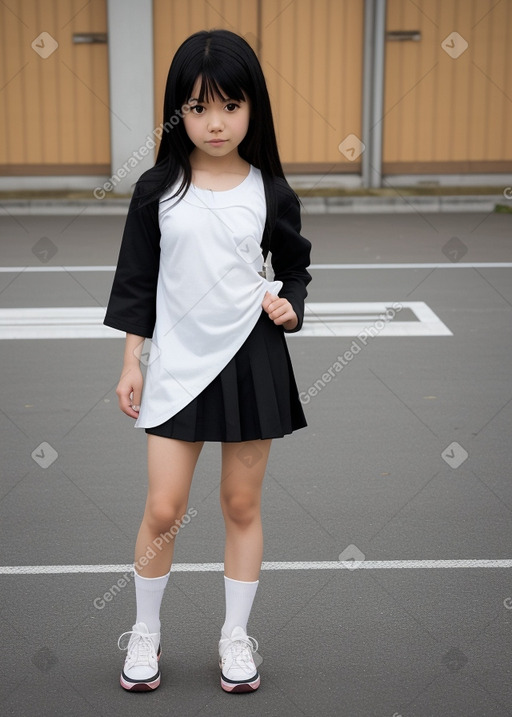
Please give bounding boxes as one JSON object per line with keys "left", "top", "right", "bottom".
{"left": 104, "top": 29, "right": 311, "bottom": 694}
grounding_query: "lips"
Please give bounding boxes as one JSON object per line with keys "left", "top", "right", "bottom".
{"left": 207, "top": 139, "right": 227, "bottom": 144}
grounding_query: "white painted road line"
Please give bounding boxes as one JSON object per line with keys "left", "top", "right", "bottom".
{"left": 0, "top": 302, "right": 452, "bottom": 339}
{"left": 297, "top": 302, "right": 452, "bottom": 337}
{"left": 309, "top": 263, "right": 512, "bottom": 269}
{"left": 0, "top": 266, "right": 117, "bottom": 272}
{"left": 0, "top": 262, "right": 511, "bottom": 272}
{"left": 0, "top": 307, "right": 115, "bottom": 339}
{"left": 2, "top": 560, "right": 512, "bottom": 575}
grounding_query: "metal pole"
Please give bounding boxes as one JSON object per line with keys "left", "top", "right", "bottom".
{"left": 369, "top": 0, "right": 387, "bottom": 188}
{"left": 361, "top": 0, "right": 375, "bottom": 189}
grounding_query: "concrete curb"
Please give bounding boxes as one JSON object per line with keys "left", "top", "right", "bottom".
{"left": 300, "top": 194, "right": 506, "bottom": 214}
{"left": 0, "top": 194, "right": 507, "bottom": 215}
{"left": 0, "top": 199, "right": 131, "bottom": 216}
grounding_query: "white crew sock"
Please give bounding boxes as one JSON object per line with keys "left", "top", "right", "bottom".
{"left": 134, "top": 568, "right": 170, "bottom": 636}
{"left": 221, "top": 575, "right": 259, "bottom": 638}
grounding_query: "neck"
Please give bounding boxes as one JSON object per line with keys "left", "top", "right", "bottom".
{"left": 189, "top": 149, "right": 248, "bottom": 176}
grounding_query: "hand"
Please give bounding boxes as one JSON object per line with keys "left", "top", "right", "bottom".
{"left": 262, "top": 291, "right": 298, "bottom": 331}
{"left": 116, "top": 366, "right": 143, "bottom": 418}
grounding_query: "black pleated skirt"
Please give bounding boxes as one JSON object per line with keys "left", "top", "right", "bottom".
{"left": 145, "top": 310, "right": 307, "bottom": 442}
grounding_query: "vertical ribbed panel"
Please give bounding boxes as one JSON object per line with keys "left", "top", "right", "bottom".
{"left": 261, "top": 0, "right": 364, "bottom": 164}
{"left": 3, "top": 1, "right": 509, "bottom": 174}
{"left": 384, "top": 0, "right": 512, "bottom": 166}
{"left": 0, "top": 0, "right": 109, "bottom": 171}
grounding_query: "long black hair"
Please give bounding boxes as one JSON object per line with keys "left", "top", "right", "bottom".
{"left": 142, "top": 29, "right": 285, "bottom": 205}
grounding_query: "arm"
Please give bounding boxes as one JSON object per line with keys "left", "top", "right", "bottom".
{"left": 104, "top": 180, "right": 161, "bottom": 338}
{"left": 116, "top": 333, "right": 145, "bottom": 418}
{"left": 267, "top": 181, "right": 312, "bottom": 333}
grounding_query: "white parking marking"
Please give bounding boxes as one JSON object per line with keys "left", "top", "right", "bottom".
{"left": 0, "top": 302, "right": 452, "bottom": 339}
{"left": 0, "top": 262, "right": 511, "bottom": 272}
{"left": 1, "top": 559, "right": 511, "bottom": 575}
{"left": 295, "top": 301, "right": 452, "bottom": 337}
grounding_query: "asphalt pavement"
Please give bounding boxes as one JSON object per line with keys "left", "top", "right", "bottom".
{"left": 1, "top": 204, "right": 511, "bottom": 717}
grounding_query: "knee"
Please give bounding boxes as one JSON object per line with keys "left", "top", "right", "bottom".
{"left": 144, "top": 498, "right": 186, "bottom": 534}
{"left": 222, "top": 492, "right": 259, "bottom": 526}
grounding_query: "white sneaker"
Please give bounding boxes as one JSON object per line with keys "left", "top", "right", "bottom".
{"left": 218, "top": 626, "right": 260, "bottom": 693}
{"left": 118, "top": 622, "right": 161, "bottom": 691}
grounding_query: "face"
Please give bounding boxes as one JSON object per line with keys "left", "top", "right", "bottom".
{"left": 183, "top": 77, "right": 251, "bottom": 160}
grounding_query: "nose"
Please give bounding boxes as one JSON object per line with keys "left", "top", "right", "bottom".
{"left": 207, "top": 110, "right": 224, "bottom": 132}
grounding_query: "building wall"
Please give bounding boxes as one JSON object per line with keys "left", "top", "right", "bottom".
{"left": 0, "top": 0, "right": 110, "bottom": 176}
{"left": 0, "top": 0, "right": 510, "bottom": 183}
{"left": 384, "top": 0, "right": 512, "bottom": 174}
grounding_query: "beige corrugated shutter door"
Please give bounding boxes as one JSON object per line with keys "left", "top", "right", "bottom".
{"left": 261, "top": 0, "right": 363, "bottom": 171}
{"left": 0, "top": 0, "right": 110, "bottom": 176}
{"left": 383, "top": 0, "right": 512, "bottom": 173}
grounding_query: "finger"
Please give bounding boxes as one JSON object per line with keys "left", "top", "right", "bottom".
{"left": 271, "top": 303, "right": 295, "bottom": 325}
{"left": 266, "top": 296, "right": 284, "bottom": 314}
{"left": 268, "top": 300, "right": 288, "bottom": 320}
{"left": 128, "top": 389, "right": 141, "bottom": 417}
{"left": 131, "top": 385, "right": 142, "bottom": 410}
{"left": 118, "top": 388, "right": 140, "bottom": 418}
{"left": 261, "top": 291, "right": 274, "bottom": 311}
{"left": 272, "top": 310, "right": 291, "bottom": 325}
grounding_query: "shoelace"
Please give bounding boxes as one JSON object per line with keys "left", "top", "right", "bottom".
{"left": 223, "top": 634, "right": 259, "bottom": 668}
{"left": 118, "top": 629, "right": 158, "bottom": 666}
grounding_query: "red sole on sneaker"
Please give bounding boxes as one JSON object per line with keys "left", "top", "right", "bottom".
{"left": 220, "top": 675, "right": 260, "bottom": 693}
{"left": 121, "top": 681, "right": 160, "bottom": 691}
{"left": 120, "top": 674, "right": 161, "bottom": 691}
{"left": 119, "top": 646, "right": 162, "bottom": 691}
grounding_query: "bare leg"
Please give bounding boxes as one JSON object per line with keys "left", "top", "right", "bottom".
{"left": 220, "top": 440, "right": 272, "bottom": 581}
{"left": 134, "top": 435, "right": 203, "bottom": 577}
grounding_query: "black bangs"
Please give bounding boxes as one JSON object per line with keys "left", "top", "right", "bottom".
{"left": 180, "top": 50, "right": 249, "bottom": 106}
{"left": 193, "top": 72, "right": 246, "bottom": 104}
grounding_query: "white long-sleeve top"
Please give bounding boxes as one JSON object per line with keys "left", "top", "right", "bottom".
{"left": 137, "top": 166, "right": 281, "bottom": 427}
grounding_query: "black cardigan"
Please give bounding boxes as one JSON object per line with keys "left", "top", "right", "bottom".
{"left": 104, "top": 171, "right": 312, "bottom": 339}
